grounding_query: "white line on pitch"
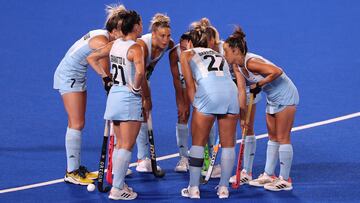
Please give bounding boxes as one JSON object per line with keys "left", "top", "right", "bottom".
{"left": 1, "top": 112, "right": 359, "bottom": 194}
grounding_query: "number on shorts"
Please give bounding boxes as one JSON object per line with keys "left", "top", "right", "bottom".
{"left": 70, "top": 79, "right": 76, "bottom": 88}
{"left": 112, "top": 64, "right": 126, "bottom": 85}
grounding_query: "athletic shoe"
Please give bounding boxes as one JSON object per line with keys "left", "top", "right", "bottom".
{"left": 126, "top": 168, "right": 132, "bottom": 176}
{"left": 264, "top": 176, "right": 293, "bottom": 191}
{"left": 210, "top": 164, "right": 221, "bottom": 178}
{"left": 109, "top": 184, "right": 137, "bottom": 200}
{"left": 181, "top": 186, "right": 200, "bottom": 199}
{"left": 64, "top": 169, "right": 94, "bottom": 185}
{"left": 136, "top": 158, "right": 161, "bottom": 173}
{"left": 229, "top": 169, "right": 252, "bottom": 185}
{"left": 216, "top": 185, "right": 229, "bottom": 199}
{"left": 249, "top": 173, "right": 276, "bottom": 187}
{"left": 79, "top": 165, "right": 97, "bottom": 180}
{"left": 175, "top": 156, "right": 189, "bottom": 172}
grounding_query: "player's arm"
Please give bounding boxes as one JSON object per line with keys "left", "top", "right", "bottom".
{"left": 232, "top": 64, "right": 247, "bottom": 125}
{"left": 136, "top": 38, "right": 152, "bottom": 112}
{"left": 247, "top": 58, "right": 283, "bottom": 87}
{"left": 127, "top": 43, "right": 145, "bottom": 92}
{"left": 87, "top": 40, "right": 114, "bottom": 78}
{"left": 180, "top": 50, "right": 196, "bottom": 103}
{"left": 169, "top": 47, "right": 186, "bottom": 117}
{"left": 88, "top": 35, "right": 112, "bottom": 77}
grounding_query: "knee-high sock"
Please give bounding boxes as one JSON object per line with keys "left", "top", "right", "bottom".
{"left": 208, "top": 124, "right": 216, "bottom": 157}
{"left": 65, "top": 127, "right": 82, "bottom": 172}
{"left": 264, "top": 140, "right": 280, "bottom": 176}
{"left": 136, "top": 123, "right": 149, "bottom": 160}
{"left": 176, "top": 123, "right": 189, "bottom": 157}
{"left": 243, "top": 135, "right": 256, "bottom": 173}
{"left": 189, "top": 146, "right": 204, "bottom": 187}
{"left": 112, "top": 148, "right": 132, "bottom": 189}
{"left": 219, "top": 147, "right": 235, "bottom": 186}
{"left": 279, "top": 144, "right": 293, "bottom": 180}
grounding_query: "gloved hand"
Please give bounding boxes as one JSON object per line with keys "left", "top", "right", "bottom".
{"left": 250, "top": 82, "right": 262, "bottom": 98}
{"left": 102, "top": 76, "right": 113, "bottom": 95}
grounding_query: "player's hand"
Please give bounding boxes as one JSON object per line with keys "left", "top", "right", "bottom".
{"left": 143, "top": 97, "right": 152, "bottom": 112}
{"left": 240, "top": 119, "right": 248, "bottom": 130}
{"left": 102, "top": 76, "right": 113, "bottom": 95}
{"left": 250, "top": 82, "right": 262, "bottom": 98}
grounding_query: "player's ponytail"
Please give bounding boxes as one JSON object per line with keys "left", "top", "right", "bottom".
{"left": 190, "top": 17, "right": 220, "bottom": 45}
{"left": 150, "top": 13, "right": 171, "bottom": 32}
{"left": 105, "top": 4, "right": 127, "bottom": 32}
{"left": 189, "top": 26, "right": 208, "bottom": 48}
{"left": 225, "top": 25, "right": 248, "bottom": 55}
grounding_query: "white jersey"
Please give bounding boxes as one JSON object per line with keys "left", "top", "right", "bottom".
{"left": 189, "top": 47, "right": 232, "bottom": 83}
{"left": 140, "top": 33, "right": 169, "bottom": 67}
{"left": 239, "top": 53, "right": 267, "bottom": 84}
{"left": 109, "top": 39, "right": 137, "bottom": 87}
{"left": 53, "top": 29, "right": 109, "bottom": 92}
{"left": 65, "top": 29, "right": 109, "bottom": 67}
{"left": 239, "top": 52, "right": 299, "bottom": 107}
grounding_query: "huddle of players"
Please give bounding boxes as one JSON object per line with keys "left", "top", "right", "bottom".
{"left": 54, "top": 4, "right": 299, "bottom": 200}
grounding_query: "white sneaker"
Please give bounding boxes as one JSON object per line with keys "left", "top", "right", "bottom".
{"left": 210, "top": 164, "right": 221, "bottom": 178}
{"left": 181, "top": 186, "right": 200, "bottom": 199}
{"left": 249, "top": 173, "right": 276, "bottom": 187}
{"left": 264, "top": 176, "right": 293, "bottom": 191}
{"left": 108, "top": 184, "right": 137, "bottom": 200}
{"left": 216, "top": 185, "right": 229, "bottom": 199}
{"left": 136, "top": 158, "right": 161, "bottom": 173}
{"left": 229, "top": 169, "right": 252, "bottom": 185}
{"left": 175, "top": 156, "right": 189, "bottom": 172}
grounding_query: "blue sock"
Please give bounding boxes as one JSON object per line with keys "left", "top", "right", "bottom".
{"left": 112, "top": 148, "right": 132, "bottom": 189}
{"left": 208, "top": 124, "right": 216, "bottom": 157}
{"left": 219, "top": 147, "right": 235, "bottom": 186}
{"left": 189, "top": 146, "right": 204, "bottom": 187}
{"left": 65, "top": 127, "right": 82, "bottom": 172}
{"left": 243, "top": 135, "right": 256, "bottom": 173}
{"left": 176, "top": 123, "right": 189, "bottom": 157}
{"left": 279, "top": 144, "right": 293, "bottom": 180}
{"left": 136, "top": 123, "right": 150, "bottom": 160}
{"left": 264, "top": 140, "right": 279, "bottom": 176}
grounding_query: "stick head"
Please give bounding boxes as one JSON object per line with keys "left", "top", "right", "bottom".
{"left": 231, "top": 182, "right": 240, "bottom": 189}
{"left": 98, "top": 185, "right": 111, "bottom": 193}
{"left": 153, "top": 170, "right": 166, "bottom": 178}
{"left": 200, "top": 176, "right": 208, "bottom": 185}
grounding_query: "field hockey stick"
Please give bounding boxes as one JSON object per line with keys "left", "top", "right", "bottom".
{"left": 97, "top": 120, "right": 111, "bottom": 192}
{"left": 106, "top": 122, "right": 115, "bottom": 185}
{"left": 232, "top": 93, "right": 254, "bottom": 189}
{"left": 147, "top": 110, "right": 166, "bottom": 178}
{"left": 201, "top": 136, "right": 220, "bottom": 184}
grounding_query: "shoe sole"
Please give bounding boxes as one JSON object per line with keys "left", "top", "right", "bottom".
{"left": 249, "top": 181, "right": 271, "bottom": 187}
{"left": 109, "top": 194, "right": 137, "bottom": 200}
{"left": 181, "top": 189, "right": 200, "bottom": 199}
{"left": 64, "top": 176, "right": 93, "bottom": 186}
{"left": 264, "top": 186, "right": 293, "bottom": 191}
{"left": 174, "top": 169, "right": 188, "bottom": 173}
